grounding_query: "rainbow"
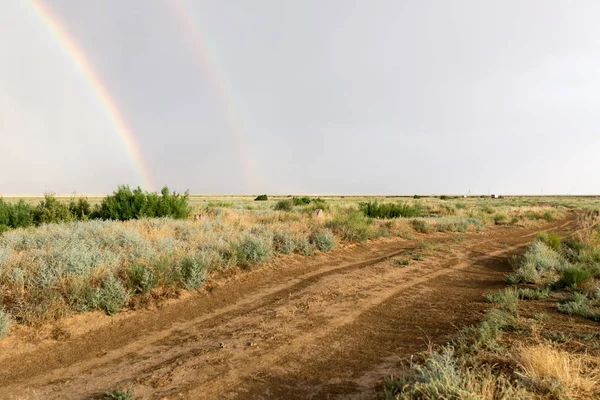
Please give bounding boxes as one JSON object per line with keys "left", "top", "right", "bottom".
{"left": 27, "top": 0, "right": 154, "bottom": 191}
{"left": 171, "top": 0, "right": 260, "bottom": 192}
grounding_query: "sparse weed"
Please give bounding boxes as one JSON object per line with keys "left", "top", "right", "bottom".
{"left": 484, "top": 287, "right": 520, "bottom": 314}
{"left": 517, "top": 287, "right": 551, "bottom": 300}
{"left": 104, "top": 388, "right": 135, "bottom": 400}
{"left": 0, "top": 309, "right": 10, "bottom": 339}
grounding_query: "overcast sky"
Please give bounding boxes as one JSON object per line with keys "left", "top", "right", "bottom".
{"left": 1, "top": 1, "right": 600, "bottom": 195}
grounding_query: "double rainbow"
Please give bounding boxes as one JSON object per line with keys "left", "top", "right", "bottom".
{"left": 28, "top": 0, "right": 154, "bottom": 191}
{"left": 27, "top": 1, "right": 260, "bottom": 193}
{"left": 171, "top": 0, "right": 260, "bottom": 191}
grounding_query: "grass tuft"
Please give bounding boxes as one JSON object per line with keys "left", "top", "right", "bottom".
{"left": 516, "top": 344, "right": 599, "bottom": 397}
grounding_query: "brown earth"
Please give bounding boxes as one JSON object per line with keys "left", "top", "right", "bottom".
{"left": 0, "top": 215, "right": 578, "bottom": 400}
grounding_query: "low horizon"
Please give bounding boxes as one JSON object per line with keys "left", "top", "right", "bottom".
{"left": 2, "top": 192, "right": 600, "bottom": 198}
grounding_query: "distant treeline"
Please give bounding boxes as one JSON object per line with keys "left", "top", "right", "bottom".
{"left": 0, "top": 185, "right": 190, "bottom": 233}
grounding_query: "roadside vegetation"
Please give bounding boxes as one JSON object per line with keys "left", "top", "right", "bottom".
{"left": 0, "top": 193, "right": 575, "bottom": 337}
{"left": 0, "top": 185, "right": 189, "bottom": 233}
{"left": 384, "top": 212, "right": 600, "bottom": 399}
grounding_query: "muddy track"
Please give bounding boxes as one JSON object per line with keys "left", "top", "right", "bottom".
{"left": 0, "top": 216, "right": 578, "bottom": 399}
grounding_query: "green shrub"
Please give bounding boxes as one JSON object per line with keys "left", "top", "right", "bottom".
{"left": 0, "top": 199, "right": 34, "bottom": 229}
{"left": 359, "top": 201, "right": 421, "bottom": 219}
{"left": 274, "top": 199, "right": 293, "bottom": 211}
{"left": 11, "top": 200, "right": 35, "bottom": 228}
{"left": 558, "top": 266, "right": 592, "bottom": 287}
{"left": 235, "top": 235, "right": 271, "bottom": 267}
{"left": 538, "top": 232, "right": 561, "bottom": 251}
{"left": 273, "top": 231, "right": 295, "bottom": 254}
{"left": 92, "top": 274, "right": 130, "bottom": 315}
{"left": 310, "top": 198, "right": 330, "bottom": 211}
{"left": 33, "top": 195, "right": 73, "bottom": 225}
{"left": 127, "top": 263, "right": 158, "bottom": 294}
{"left": 326, "top": 211, "right": 372, "bottom": 242}
{"left": 69, "top": 198, "right": 92, "bottom": 221}
{"left": 254, "top": 194, "right": 268, "bottom": 201}
{"left": 292, "top": 196, "right": 311, "bottom": 205}
{"left": 179, "top": 255, "right": 209, "bottom": 289}
{"left": 98, "top": 186, "right": 190, "bottom": 221}
{"left": 309, "top": 229, "right": 336, "bottom": 252}
{"left": 0, "top": 310, "right": 10, "bottom": 339}
{"left": 104, "top": 388, "right": 135, "bottom": 400}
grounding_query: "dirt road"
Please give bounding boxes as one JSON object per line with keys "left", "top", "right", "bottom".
{"left": 0, "top": 216, "right": 577, "bottom": 399}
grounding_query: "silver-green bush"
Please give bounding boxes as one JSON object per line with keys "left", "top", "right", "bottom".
{"left": 273, "top": 231, "right": 295, "bottom": 254}
{"left": 309, "top": 229, "right": 336, "bottom": 252}
{"left": 180, "top": 254, "right": 209, "bottom": 290}
{"left": 92, "top": 274, "right": 130, "bottom": 315}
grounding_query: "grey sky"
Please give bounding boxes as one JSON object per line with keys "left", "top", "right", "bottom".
{"left": 1, "top": 1, "right": 600, "bottom": 195}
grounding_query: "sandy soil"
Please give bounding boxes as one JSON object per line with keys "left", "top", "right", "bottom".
{"left": 0, "top": 215, "right": 577, "bottom": 399}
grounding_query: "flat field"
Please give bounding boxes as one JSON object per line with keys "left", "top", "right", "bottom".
{"left": 0, "top": 195, "right": 599, "bottom": 399}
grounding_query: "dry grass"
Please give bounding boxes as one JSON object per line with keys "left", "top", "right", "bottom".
{"left": 515, "top": 344, "right": 600, "bottom": 398}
